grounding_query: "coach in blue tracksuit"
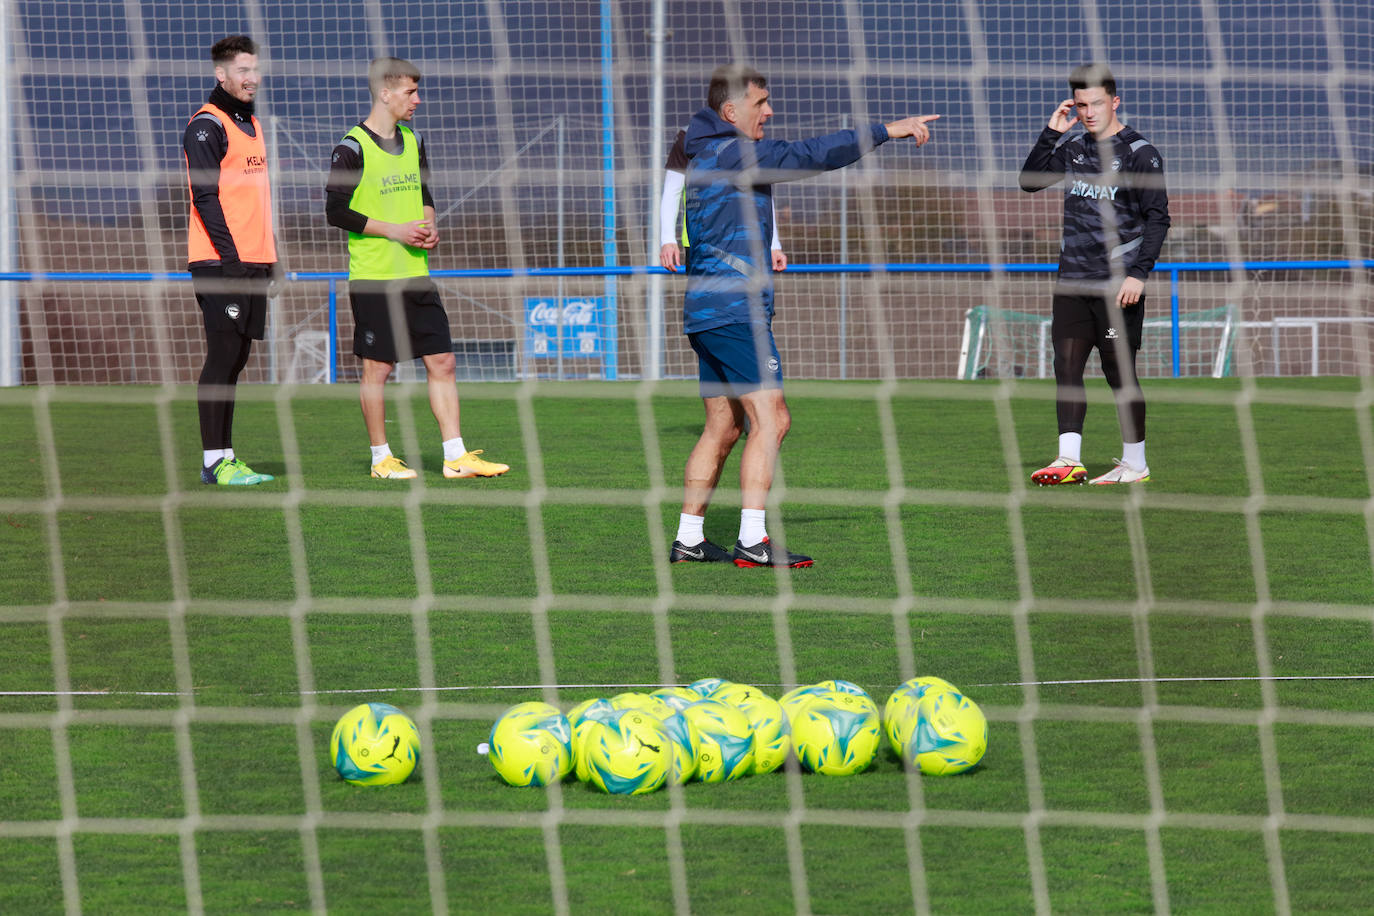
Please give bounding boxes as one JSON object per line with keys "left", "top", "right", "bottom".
{"left": 668, "top": 64, "right": 939, "bottom": 569}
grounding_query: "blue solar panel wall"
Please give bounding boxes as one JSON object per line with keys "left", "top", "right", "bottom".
{"left": 10, "top": 1, "right": 1370, "bottom": 245}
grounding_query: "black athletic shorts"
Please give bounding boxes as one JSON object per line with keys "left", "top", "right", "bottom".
{"left": 1052, "top": 292, "right": 1146, "bottom": 351}
{"left": 348, "top": 278, "right": 453, "bottom": 364}
{"left": 191, "top": 264, "right": 270, "bottom": 339}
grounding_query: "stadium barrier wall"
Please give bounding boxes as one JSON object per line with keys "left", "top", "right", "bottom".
{"left": 2, "top": 259, "right": 1371, "bottom": 385}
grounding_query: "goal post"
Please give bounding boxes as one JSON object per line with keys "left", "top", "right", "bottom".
{"left": 959, "top": 303, "right": 1239, "bottom": 380}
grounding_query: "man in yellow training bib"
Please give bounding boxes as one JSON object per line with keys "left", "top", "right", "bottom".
{"left": 325, "top": 57, "right": 509, "bottom": 481}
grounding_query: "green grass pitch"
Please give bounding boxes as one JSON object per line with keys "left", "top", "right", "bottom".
{"left": 2, "top": 378, "right": 1373, "bottom": 914}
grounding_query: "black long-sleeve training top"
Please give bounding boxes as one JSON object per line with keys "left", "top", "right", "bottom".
{"left": 1019, "top": 124, "right": 1171, "bottom": 287}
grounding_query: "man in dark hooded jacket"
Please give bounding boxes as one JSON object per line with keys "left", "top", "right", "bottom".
{"left": 668, "top": 65, "right": 938, "bottom": 568}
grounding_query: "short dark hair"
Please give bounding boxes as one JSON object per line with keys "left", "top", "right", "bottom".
{"left": 211, "top": 35, "right": 257, "bottom": 65}
{"left": 368, "top": 57, "right": 423, "bottom": 99}
{"left": 707, "top": 65, "right": 766, "bottom": 114}
{"left": 1069, "top": 63, "right": 1116, "bottom": 97}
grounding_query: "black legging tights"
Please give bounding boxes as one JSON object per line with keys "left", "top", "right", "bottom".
{"left": 1053, "top": 337, "right": 1146, "bottom": 443}
{"left": 198, "top": 330, "right": 254, "bottom": 451}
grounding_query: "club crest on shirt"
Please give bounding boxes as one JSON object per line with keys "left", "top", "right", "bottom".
{"left": 197, "top": 130, "right": 209, "bottom": 142}
{"left": 1110, "top": 158, "right": 1122, "bottom": 171}
{"left": 225, "top": 303, "right": 241, "bottom": 320}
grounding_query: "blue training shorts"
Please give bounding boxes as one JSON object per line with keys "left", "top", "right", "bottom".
{"left": 687, "top": 323, "right": 783, "bottom": 399}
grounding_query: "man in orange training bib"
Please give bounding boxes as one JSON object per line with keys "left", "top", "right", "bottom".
{"left": 183, "top": 35, "right": 279, "bottom": 486}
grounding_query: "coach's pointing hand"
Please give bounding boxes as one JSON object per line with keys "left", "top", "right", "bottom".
{"left": 884, "top": 114, "right": 940, "bottom": 146}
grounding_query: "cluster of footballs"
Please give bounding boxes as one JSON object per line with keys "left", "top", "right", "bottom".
{"left": 324, "top": 677, "right": 988, "bottom": 790}
{"left": 486, "top": 676, "right": 988, "bottom": 795}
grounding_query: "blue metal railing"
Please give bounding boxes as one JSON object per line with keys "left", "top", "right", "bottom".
{"left": 3, "top": 259, "right": 1369, "bottom": 381}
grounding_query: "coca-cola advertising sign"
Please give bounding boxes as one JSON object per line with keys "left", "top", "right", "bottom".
{"left": 524, "top": 297, "right": 603, "bottom": 358}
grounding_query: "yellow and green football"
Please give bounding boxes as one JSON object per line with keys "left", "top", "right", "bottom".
{"left": 711, "top": 683, "right": 790, "bottom": 775}
{"left": 883, "top": 676, "right": 959, "bottom": 755}
{"left": 609, "top": 691, "right": 677, "bottom": 721}
{"left": 681, "top": 699, "right": 755, "bottom": 783}
{"left": 651, "top": 685, "right": 704, "bottom": 712}
{"left": 659, "top": 710, "right": 702, "bottom": 785}
{"left": 488, "top": 703, "right": 573, "bottom": 787}
{"left": 790, "top": 690, "right": 882, "bottom": 777}
{"left": 568, "top": 698, "right": 618, "bottom": 782}
{"left": 689, "top": 677, "right": 734, "bottom": 698}
{"left": 582, "top": 708, "right": 673, "bottom": 795}
{"left": 906, "top": 688, "right": 987, "bottom": 776}
{"left": 329, "top": 702, "right": 421, "bottom": 787}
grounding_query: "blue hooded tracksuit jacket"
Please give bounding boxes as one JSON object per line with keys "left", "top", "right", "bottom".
{"left": 681, "top": 107, "right": 891, "bottom": 335}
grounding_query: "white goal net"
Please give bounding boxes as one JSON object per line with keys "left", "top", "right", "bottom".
{"left": 2, "top": 2, "right": 1374, "bottom": 914}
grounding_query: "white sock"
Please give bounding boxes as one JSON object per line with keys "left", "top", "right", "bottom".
{"left": 675, "top": 513, "right": 705, "bottom": 546}
{"left": 739, "top": 508, "right": 767, "bottom": 546}
{"left": 1058, "top": 433, "right": 1082, "bottom": 464}
{"left": 1123, "top": 440, "right": 1147, "bottom": 470}
{"left": 370, "top": 443, "right": 393, "bottom": 465}
{"left": 224, "top": 447, "right": 236, "bottom": 461}
{"left": 203, "top": 449, "right": 226, "bottom": 468}
{"left": 442, "top": 437, "right": 467, "bottom": 462}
